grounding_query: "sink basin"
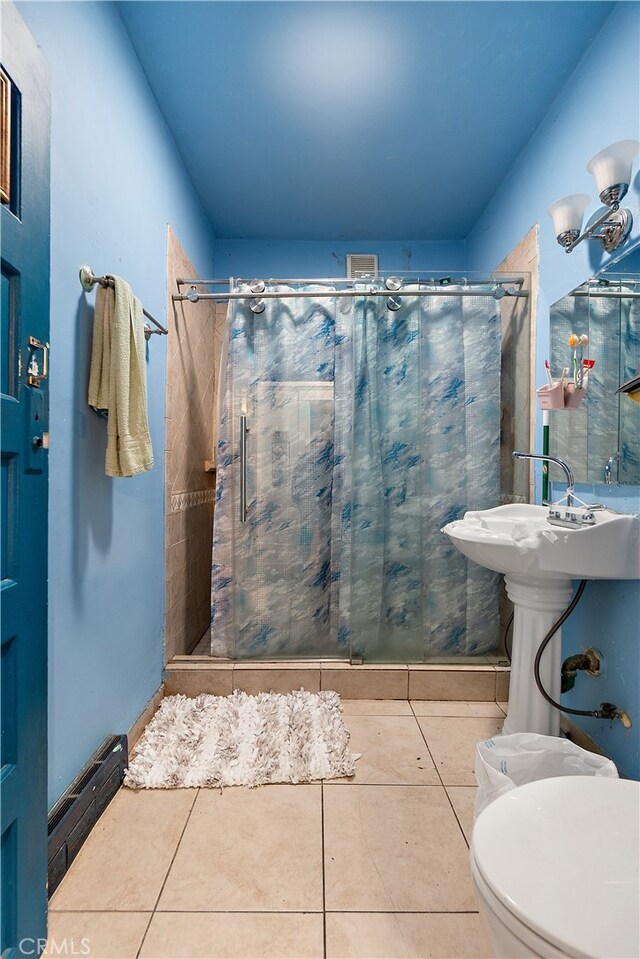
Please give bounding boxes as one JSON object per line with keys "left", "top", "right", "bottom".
{"left": 443, "top": 503, "right": 640, "bottom": 738}
{"left": 443, "top": 503, "right": 640, "bottom": 581}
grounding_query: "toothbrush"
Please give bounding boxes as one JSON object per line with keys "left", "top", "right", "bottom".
{"left": 577, "top": 335, "right": 589, "bottom": 388}
{"left": 560, "top": 367, "right": 568, "bottom": 390}
{"left": 544, "top": 359, "right": 554, "bottom": 389}
{"left": 569, "top": 333, "right": 588, "bottom": 389}
{"left": 568, "top": 333, "right": 579, "bottom": 386}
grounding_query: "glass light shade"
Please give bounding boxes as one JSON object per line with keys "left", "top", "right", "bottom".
{"left": 587, "top": 140, "right": 640, "bottom": 195}
{"left": 547, "top": 194, "right": 591, "bottom": 236}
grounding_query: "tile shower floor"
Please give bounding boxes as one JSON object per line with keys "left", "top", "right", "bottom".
{"left": 45, "top": 700, "right": 506, "bottom": 959}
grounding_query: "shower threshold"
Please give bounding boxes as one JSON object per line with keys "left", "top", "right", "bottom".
{"left": 165, "top": 656, "right": 509, "bottom": 703}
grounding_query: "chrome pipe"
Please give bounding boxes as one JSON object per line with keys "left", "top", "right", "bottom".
{"left": 513, "top": 451, "right": 575, "bottom": 507}
{"left": 177, "top": 277, "right": 237, "bottom": 286}
{"left": 173, "top": 288, "right": 528, "bottom": 303}
{"left": 583, "top": 277, "right": 640, "bottom": 285}
{"left": 571, "top": 290, "right": 640, "bottom": 299}
{"left": 176, "top": 275, "right": 526, "bottom": 288}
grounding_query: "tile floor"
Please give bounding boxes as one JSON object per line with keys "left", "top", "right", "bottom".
{"left": 46, "top": 700, "right": 506, "bottom": 959}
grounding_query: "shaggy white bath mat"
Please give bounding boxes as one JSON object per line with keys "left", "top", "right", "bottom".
{"left": 124, "top": 689, "right": 358, "bottom": 789}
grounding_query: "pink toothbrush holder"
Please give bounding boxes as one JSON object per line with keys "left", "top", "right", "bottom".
{"left": 563, "top": 383, "right": 586, "bottom": 409}
{"left": 537, "top": 383, "right": 565, "bottom": 410}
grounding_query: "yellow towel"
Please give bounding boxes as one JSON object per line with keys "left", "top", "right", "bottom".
{"left": 87, "top": 275, "right": 154, "bottom": 477}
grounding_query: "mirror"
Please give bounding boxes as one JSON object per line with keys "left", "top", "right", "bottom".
{"left": 549, "top": 247, "right": 640, "bottom": 486}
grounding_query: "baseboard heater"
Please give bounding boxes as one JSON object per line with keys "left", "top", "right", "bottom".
{"left": 47, "top": 734, "right": 128, "bottom": 897}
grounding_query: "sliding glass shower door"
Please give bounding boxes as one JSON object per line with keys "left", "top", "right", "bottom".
{"left": 214, "top": 289, "right": 349, "bottom": 660}
{"left": 211, "top": 280, "right": 504, "bottom": 662}
{"left": 348, "top": 289, "right": 502, "bottom": 662}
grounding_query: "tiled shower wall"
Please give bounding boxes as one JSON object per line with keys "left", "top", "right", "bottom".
{"left": 174, "top": 246, "right": 536, "bottom": 663}
{"left": 165, "top": 228, "right": 222, "bottom": 661}
{"left": 496, "top": 225, "right": 538, "bottom": 504}
{"left": 496, "top": 225, "right": 538, "bottom": 650}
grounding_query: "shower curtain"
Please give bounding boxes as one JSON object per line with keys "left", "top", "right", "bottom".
{"left": 211, "top": 284, "right": 501, "bottom": 662}
{"left": 211, "top": 286, "right": 352, "bottom": 660}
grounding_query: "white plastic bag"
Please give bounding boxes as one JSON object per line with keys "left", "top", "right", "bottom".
{"left": 475, "top": 732, "right": 618, "bottom": 818}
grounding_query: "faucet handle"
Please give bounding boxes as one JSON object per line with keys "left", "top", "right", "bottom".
{"left": 604, "top": 451, "right": 621, "bottom": 484}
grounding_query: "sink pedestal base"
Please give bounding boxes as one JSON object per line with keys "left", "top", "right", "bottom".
{"left": 503, "top": 575, "right": 574, "bottom": 737}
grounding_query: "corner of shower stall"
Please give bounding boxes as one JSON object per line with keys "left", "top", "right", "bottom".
{"left": 184, "top": 271, "right": 531, "bottom": 669}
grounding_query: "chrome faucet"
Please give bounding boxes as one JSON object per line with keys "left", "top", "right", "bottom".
{"left": 605, "top": 452, "right": 620, "bottom": 485}
{"left": 512, "top": 451, "right": 575, "bottom": 507}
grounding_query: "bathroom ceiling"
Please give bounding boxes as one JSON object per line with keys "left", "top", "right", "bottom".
{"left": 117, "top": 1, "right": 614, "bottom": 241}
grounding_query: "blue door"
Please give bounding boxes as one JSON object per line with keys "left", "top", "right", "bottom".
{"left": 1, "top": 5, "right": 50, "bottom": 955}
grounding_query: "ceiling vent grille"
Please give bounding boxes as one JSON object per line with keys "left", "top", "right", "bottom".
{"left": 346, "top": 253, "right": 378, "bottom": 278}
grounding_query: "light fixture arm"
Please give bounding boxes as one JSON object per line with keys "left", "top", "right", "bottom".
{"left": 560, "top": 202, "right": 632, "bottom": 254}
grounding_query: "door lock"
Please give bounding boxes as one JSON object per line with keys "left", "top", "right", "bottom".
{"left": 27, "top": 335, "right": 49, "bottom": 387}
{"left": 32, "top": 433, "right": 49, "bottom": 449}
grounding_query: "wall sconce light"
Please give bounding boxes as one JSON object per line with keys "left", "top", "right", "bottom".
{"left": 548, "top": 140, "right": 639, "bottom": 254}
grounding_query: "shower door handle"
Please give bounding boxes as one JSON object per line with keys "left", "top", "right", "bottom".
{"left": 239, "top": 414, "right": 249, "bottom": 523}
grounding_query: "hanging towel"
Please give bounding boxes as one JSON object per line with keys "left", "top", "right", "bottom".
{"left": 87, "top": 275, "right": 154, "bottom": 477}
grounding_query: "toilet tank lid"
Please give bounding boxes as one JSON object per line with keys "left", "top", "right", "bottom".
{"left": 471, "top": 777, "right": 640, "bottom": 959}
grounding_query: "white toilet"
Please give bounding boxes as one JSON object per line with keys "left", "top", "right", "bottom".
{"left": 470, "top": 776, "right": 640, "bottom": 958}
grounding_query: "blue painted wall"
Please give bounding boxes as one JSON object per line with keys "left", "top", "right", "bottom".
{"left": 466, "top": 3, "right": 640, "bottom": 778}
{"left": 466, "top": 2, "right": 640, "bottom": 440}
{"left": 213, "top": 239, "right": 464, "bottom": 280}
{"left": 561, "top": 576, "right": 639, "bottom": 780}
{"left": 17, "top": 1, "right": 217, "bottom": 806}
{"left": 16, "top": 0, "right": 640, "bottom": 796}
{"left": 548, "top": 482, "right": 640, "bottom": 780}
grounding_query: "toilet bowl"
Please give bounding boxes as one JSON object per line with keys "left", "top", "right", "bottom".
{"left": 470, "top": 776, "right": 640, "bottom": 959}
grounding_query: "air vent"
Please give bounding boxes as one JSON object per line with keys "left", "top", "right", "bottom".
{"left": 346, "top": 254, "right": 378, "bottom": 278}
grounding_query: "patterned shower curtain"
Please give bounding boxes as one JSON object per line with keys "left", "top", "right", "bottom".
{"left": 211, "top": 284, "right": 501, "bottom": 661}
{"left": 349, "top": 289, "right": 501, "bottom": 660}
{"left": 210, "top": 286, "right": 353, "bottom": 660}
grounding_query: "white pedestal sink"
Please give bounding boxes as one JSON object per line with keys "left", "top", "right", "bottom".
{"left": 443, "top": 504, "right": 640, "bottom": 737}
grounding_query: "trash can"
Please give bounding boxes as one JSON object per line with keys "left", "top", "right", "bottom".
{"left": 474, "top": 732, "right": 618, "bottom": 818}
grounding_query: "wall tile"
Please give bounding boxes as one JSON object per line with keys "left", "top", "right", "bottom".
{"left": 321, "top": 666, "right": 408, "bottom": 700}
{"left": 408, "top": 667, "right": 495, "bottom": 701}
{"left": 233, "top": 666, "right": 321, "bottom": 695}
{"left": 164, "top": 665, "right": 234, "bottom": 697}
{"left": 496, "top": 226, "right": 538, "bottom": 502}
{"left": 165, "top": 229, "right": 219, "bottom": 662}
{"left": 495, "top": 667, "right": 510, "bottom": 702}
